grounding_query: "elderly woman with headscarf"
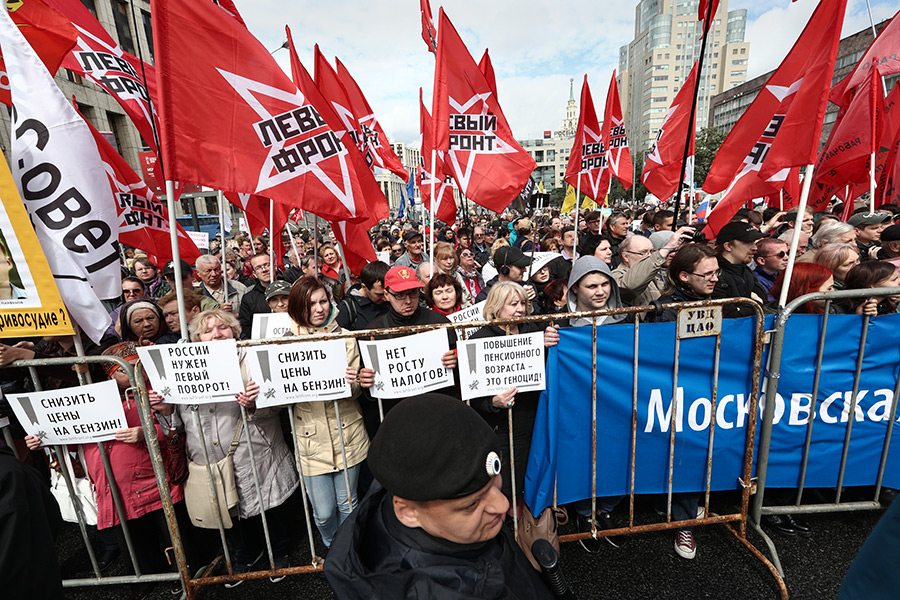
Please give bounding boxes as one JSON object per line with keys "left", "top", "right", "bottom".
{"left": 115, "top": 299, "right": 170, "bottom": 345}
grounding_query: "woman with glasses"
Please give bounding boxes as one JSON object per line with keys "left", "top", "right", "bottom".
{"left": 457, "top": 246, "right": 485, "bottom": 300}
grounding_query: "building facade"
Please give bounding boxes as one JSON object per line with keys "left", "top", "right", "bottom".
{"left": 515, "top": 79, "right": 580, "bottom": 192}
{"left": 709, "top": 19, "right": 895, "bottom": 148}
{"left": 618, "top": 0, "right": 750, "bottom": 151}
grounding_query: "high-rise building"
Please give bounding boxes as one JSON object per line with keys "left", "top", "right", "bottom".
{"left": 516, "top": 80, "right": 580, "bottom": 191}
{"left": 618, "top": 0, "right": 750, "bottom": 151}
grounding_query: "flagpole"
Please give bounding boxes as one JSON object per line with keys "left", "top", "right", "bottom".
{"left": 217, "top": 191, "right": 230, "bottom": 301}
{"left": 673, "top": 6, "right": 714, "bottom": 232}
{"left": 869, "top": 151, "right": 877, "bottom": 213}
{"left": 313, "top": 214, "right": 320, "bottom": 282}
{"left": 335, "top": 240, "right": 353, "bottom": 291}
{"left": 269, "top": 199, "right": 275, "bottom": 277}
{"left": 778, "top": 164, "right": 815, "bottom": 308}
{"left": 573, "top": 178, "right": 581, "bottom": 262}
{"left": 429, "top": 148, "right": 437, "bottom": 273}
{"left": 779, "top": 188, "right": 784, "bottom": 211}
{"left": 164, "top": 180, "right": 189, "bottom": 339}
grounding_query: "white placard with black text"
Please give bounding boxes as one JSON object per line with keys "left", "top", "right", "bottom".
{"left": 245, "top": 340, "right": 351, "bottom": 407}
{"left": 449, "top": 300, "right": 486, "bottom": 338}
{"left": 251, "top": 312, "right": 294, "bottom": 339}
{"left": 456, "top": 332, "right": 546, "bottom": 401}
{"left": 137, "top": 340, "right": 244, "bottom": 404}
{"left": 358, "top": 328, "right": 453, "bottom": 399}
{"left": 187, "top": 230, "right": 209, "bottom": 252}
{"left": 7, "top": 379, "right": 128, "bottom": 445}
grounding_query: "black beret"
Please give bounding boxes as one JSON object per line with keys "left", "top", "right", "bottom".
{"left": 368, "top": 394, "right": 502, "bottom": 502}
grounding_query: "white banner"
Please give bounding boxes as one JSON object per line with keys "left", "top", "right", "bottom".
{"left": 7, "top": 379, "right": 127, "bottom": 445}
{"left": 0, "top": 9, "right": 118, "bottom": 342}
{"left": 245, "top": 340, "right": 351, "bottom": 407}
{"left": 187, "top": 230, "right": 209, "bottom": 252}
{"left": 456, "top": 332, "right": 546, "bottom": 401}
{"left": 251, "top": 312, "right": 293, "bottom": 339}
{"left": 137, "top": 340, "right": 244, "bottom": 404}
{"left": 358, "top": 328, "right": 452, "bottom": 399}
{"left": 448, "top": 300, "right": 485, "bottom": 338}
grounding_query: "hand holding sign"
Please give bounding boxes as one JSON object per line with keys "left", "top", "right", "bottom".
{"left": 359, "top": 329, "right": 453, "bottom": 399}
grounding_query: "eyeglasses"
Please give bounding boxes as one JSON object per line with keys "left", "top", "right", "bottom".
{"left": 387, "top": 289, "right": 419, "bottom": 300}
{"left": 688, "top": 268, "right": 722, "bottom": 280}
{"left": 123, "top": 288, "right": 143, "bottom": 296}
{"left": 474, "top": 234, "right": 484, "bottom": 238}
{"left": 759, "top": 251, "right": 787, "bottom": 259}
{"left": 623, "top": 249, "right": 652, "bottom": 258}
{"left": 460, "top": 252, "right": 474, "bottom": 257}
{"left": 391, "top": 248, "right": 403, "bottom": 254}
{"left": 252, "top": 264, "right": 271, "bottom": 272}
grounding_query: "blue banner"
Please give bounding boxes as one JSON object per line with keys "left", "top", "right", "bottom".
{"left": 523, "top": 314, "right": 900, "bottom": 514}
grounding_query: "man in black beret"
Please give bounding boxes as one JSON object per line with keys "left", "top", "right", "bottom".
{"left": 324, "top": 394, "right": 552, "bottom": 599}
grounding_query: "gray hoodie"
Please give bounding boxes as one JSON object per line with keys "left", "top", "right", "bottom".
{"left": 566, "top": 256, "right": 628, "bottom": 327}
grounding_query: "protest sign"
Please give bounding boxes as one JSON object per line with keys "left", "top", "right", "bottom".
{"left": 0, "top": 148, "right": 74, "bottom": 338}
{"left": 137, "top": 340, "right": 244, "bottom": 404}
{"left": 457, "top": 332, "right": 545, "bottom": 401}
{"left": 251, "top": 312, "right": 293, "bottom": 339}
{"left": 187, "top": 230, "right": 210, "bottom": 252}
{"left": 359, "top": 328, "right": 453, "bottom": 399}
{"left": 8, "top": 379, "right": 127, "bottom": 445}
{"left": 245, "top": 339, "right": 351, "bottom": 407}
{"left": 448, "top": 300, "right": 485, "bottom": 338}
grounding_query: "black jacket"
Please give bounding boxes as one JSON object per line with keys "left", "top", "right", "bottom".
{"left": 324, "top": 485, "right": 552, "bottom": 600}
{"left": 711, "top": 256, "right": 766, "bottom": 318}
{"left": 0, "top": 444, "right": 65, "bottom": 599}
{"left": 650, "top": 285, "right": 707, "bottom": 323}
{"left": 337, "top": 286, "right": 390, "bottom": 331}
{"left": 472, "top": 243, "right": 491, "bottom": 272}
{"left": 238, "top": 280, "right": 270, "bottom": 338}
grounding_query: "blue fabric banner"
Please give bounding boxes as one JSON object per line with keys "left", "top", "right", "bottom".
{"left": 523, "top": 314, "right": 900, "bottom": 515}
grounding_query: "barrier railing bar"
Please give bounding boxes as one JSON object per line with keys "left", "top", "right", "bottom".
{"left": 189, "top": 405, "right": 234, "bottom": 575}
{"left": 835, "top": 314, "right": 870, "bottom": 503}
{"left": 704, "top": 331, "right": 723, "bottom": 516}
{"left": 629, "top": 319, "right": 639, "bottom": 528}
{"left": 508, "top": 405, "right": 518, "bottom": 540}
{"left": 333, "top": 400, "right": 354, "bottom": 515}
{"left": 52, "top": 444, "right": 103, "bottom": 578}
{"left": 238, "top": 405, "right": 276, "bottom": 571}
{"left": 873, "top": 367, "right": 900, "bottom": 502}
{"left": 666, "top": 335, "right": 681, "bottom": 522}
{"left": 795, "top": 309, "right": 830, "bottom": 505}
{"left": 739, "top": 305, "right": 766, "bottom": 540}
{"left": 589, "top": 316, "right": 598, "bottom": 539}
{"left": 287, "top": 405, "right": 321, "bottom": 567}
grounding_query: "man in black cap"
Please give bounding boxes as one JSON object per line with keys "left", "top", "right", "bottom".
{"left": 393, "top": 230, "right": 430, "bottom": 268}
{"left": 712, "top": 221, "right": 767, "bottom": 318}
{"left": 477, "top": 246, "right": 532, "bottom": 301}
{"left": 876, "top": 223, "right": 900, "bottom": 260}
{"left": 324, "top": 394, "right": 552, "bottom": 599}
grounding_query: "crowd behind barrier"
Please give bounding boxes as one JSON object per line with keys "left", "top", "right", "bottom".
{"left": 4, "top": 203, "right": 900, "bottom": 598}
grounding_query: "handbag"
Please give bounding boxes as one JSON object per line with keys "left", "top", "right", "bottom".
{"left": 50, "top": 446, "right": 98, "bottom": 526}
{"left": 183, "top": 421, "right": 243, "bottom": 529}
{"left": 516, "top": 504, "right": 561, "bottom": 571}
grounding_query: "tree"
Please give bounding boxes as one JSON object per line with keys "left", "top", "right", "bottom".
{"left": 694, "top": 126, "right": 727, "bottom": 187}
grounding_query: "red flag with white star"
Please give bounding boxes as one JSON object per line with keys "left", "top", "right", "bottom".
{"left": 420, "top": 0, "right": 437, "bottom": 53}
{"left": 478, "top": 49, "right": 498, "bottom": 99}
{"left": 564, "top": 75, "right": 606, "bottom": 201}
{"left": 151, "top": 0, "right": 377, "bottom": 224}
{"left": 702, "top": 0, "right": 846, "bottom": 236}
{"left": 420, "top": 89, "right": 458, "bottom": 226}
{"left": 44, "top": 0, "right": 160, "bottom": 154}
{"left": 601, "top": 70, "right": 633, "bottom": 190}
{"left": 641, "top": 64, "right": 698, "bottom": 202}
{"left": 432, "top": 9, "right": 535, "bottom": 214}
{"left": 333, "top": 55, "right": 410, "bottom": 183}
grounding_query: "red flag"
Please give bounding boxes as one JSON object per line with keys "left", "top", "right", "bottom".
{"left": 0, "top": 0, "right": 76, "bottom": 106}
{"left": 814, "top": 66, "right": 884, "bottom": 187}
{"left": 702, "top": 0, "right": 846, "bottom": 235}
{"left": 151, "top": 0, "right": 378, "bottom": 224}
{"left": 331, "top": 219, "right": 378, "bottom": 276}
{"left": 285, "top": 28, "right": 388, "bottom": 224}
{"left": 830, "top": 10, "right": 900, "bottom": 108}
{"left": 876, "top": 82, "right": 900, "bottom": 206}
{"left": 698, "top": 0, "right": 719, "bottom": 22}
{"left": 564, "top": 75, "right": 606, "bottom": 200}
{"left": 333, "top": 56, "right": 411, "bottom": 182}
{"left": 642, "top": 64, "right": 699, "bottom": 201}
{"left": 224, "top": 193, "right": 290, "bottom": 268}
{"left": 601, "top": 70, "right": 633, "bottom": 190}
{"left": 44, "top": 0, "right": 160, "bottom": 154}
{"left": 432, "top": 9, "right": 535, "bottom": 213}
{"left": 478, "top": 49, "right": 498, "bottom": 99}
{"left": 420, "top": 0, "right": 437, "bottom": 53}
{"left": 420, "top": 89, "right": 458, "bottom": 225}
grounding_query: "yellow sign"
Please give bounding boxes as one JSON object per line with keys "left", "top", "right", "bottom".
{"left": 561, "top": 185, "right": 576, "bottom": 214}
{"left": 0, "top": 149, "right": 74, "bottom": 338}
{"left": 581, "top": 195, "right": 597, "bottom": 210}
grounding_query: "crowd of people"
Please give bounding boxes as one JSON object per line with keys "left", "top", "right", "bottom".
{"left": 2, "top": 196, "right": 899, "bottom": 598}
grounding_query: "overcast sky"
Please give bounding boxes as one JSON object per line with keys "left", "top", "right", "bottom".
{"left": 238, "top": 0, "right": 897, "bottom": 146}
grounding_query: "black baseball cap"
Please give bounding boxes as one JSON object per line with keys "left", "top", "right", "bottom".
{"left": 493, "top": 246, "right": 531, "bottom": 268}
{"left": 716, "top": 222, "right": 766, "bottom": 244}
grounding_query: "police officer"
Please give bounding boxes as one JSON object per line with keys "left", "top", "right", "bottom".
{"left": 324, "top": 394, "right": 553, "bottom": 599}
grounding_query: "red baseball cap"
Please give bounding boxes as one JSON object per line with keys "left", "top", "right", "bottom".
{"left": 384, "top": 266, "right": 423, "bottom": 292}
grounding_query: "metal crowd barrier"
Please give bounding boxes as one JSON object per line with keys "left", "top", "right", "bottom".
{"left": 0, "top": 355, "right": 188, "bottom": 595}
{"left": 752, "top": 286, "right": 900, "bottom": 579}
{"left": 2, "top": 297, "right": 784, "bottom": 598}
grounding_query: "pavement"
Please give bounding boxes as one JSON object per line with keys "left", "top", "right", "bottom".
{"left": 56, "top": 494, "right": 885, "bottom": 600}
